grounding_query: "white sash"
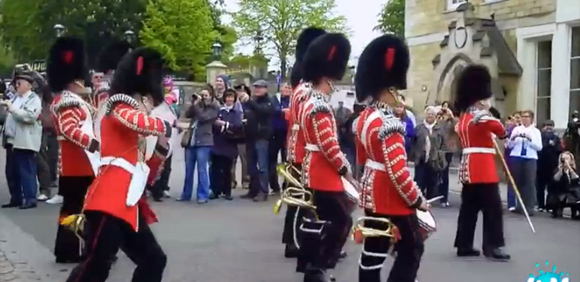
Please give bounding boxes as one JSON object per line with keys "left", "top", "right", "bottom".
{"left": 100, "top": 157, "right": 150, "bottom": 207}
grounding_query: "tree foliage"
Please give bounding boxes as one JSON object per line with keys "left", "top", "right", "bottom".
{"left": 375, "top": 0, "right": 405, "bottom": 37}
{"left": 141, "top": 0, "right": 217, "bottom": 80}
{"left": 228, "top": 53, "right": 269, "bottom": 69}
{"left": 231, "top": 0, "right": 347, "bottom": 78}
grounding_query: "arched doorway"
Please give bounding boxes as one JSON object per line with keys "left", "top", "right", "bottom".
{"left": 435, "top": 54, "right": 472, "bottom": 107}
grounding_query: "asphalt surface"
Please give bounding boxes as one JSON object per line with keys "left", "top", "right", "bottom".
{"left": 0, "top": 144, "right": 579, "bottom": 282}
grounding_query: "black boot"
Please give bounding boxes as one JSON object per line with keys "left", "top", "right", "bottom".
{"left": 304, "top": 268, "right": 332, "bottom": 282}
{"left": 457, "top": 248, "right": 480, "bottom": 257}
{"left": 285, "top": 244, "right": 299, "bottom": 258}
{"left": 483, "top": 248, "right": 511, "bottom": 261}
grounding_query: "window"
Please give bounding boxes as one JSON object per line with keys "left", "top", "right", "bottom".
{"left": 536, "top": 40, "right": 552, "bottom": 124}
{"left": 570, "top": 27, "right": 580, "bottom": 116}
{"left": 447, "top": 0, "right": 466, "bottom": 11}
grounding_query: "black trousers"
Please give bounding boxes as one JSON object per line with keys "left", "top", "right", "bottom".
{"left": 282, "top": 163, "right": 303, "bottom": 247}
{"left": 536, "top": 174, "right": 551, "bottom": 209}
{"left": 66, "top": 211, "right": 167, "bottom": 282}
{"left": 54, "top": 176, "right": 93, "bottom": 261}
{"left": 36, "top": 133, "right": 52, "bottom": 196}
{"left": 268, "top": 130, "right": 287, "bottom": 192}
{"left": 149, "top": 156, "right": 172, "bottom": 200}
{"left": 297, "top": 189, "right": 353, "bottom": 273}
{"left": 454, "top": 183, "right": 505, "bottom": 250}
{"left": 358, "top": 211, "right": 424, "bottom": 282}
{"left": 210, "top": 154, "right": 234, "bottom": 197}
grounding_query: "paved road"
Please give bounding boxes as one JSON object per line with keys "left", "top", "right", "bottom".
{"left": 0, "top": 145, "right": 579, "bottom": 282}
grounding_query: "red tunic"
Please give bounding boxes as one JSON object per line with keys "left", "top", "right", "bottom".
{"left": 93, "top": 90, "right": 109, "bottom": 109}
{"left": 51, "top": 91, "right": 99, "bottom": 177}
{"left": 456, "top": 109, "right": 507, "bottom": 184}
{"left": 354, "top": 106, "right": 422, "bottom": 215}
{"left": 83, "top": 94, "right": 172, "bottom": 231}
{"left": 299, "top": 89, "right": 348, "bottom": 192}
{"left": 286, "top": 83, "right": 310, "bottom": 164}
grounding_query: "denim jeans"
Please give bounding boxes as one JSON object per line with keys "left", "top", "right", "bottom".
{"left": 506, "top": 156, "right": 517, "bottom": 209}
{"left": 248, "top": 139, "right": 269, "bottom": 196}
{"left": 8, "top": 149, "right": 38, "bottom": 205}
{"left": 181, "top": 146, "right": 212, "bottom": 201}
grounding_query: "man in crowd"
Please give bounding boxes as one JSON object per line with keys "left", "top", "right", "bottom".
{"left": 1, "top": 71, "right": 43, "bottom": 210}
{"left": 537, "top": 119, "right": 561, "bottom": 212}
{"left": 240, "top": 79, "right": 274, "bottom": 202}
{"left": 268, "top": 82, "right": 291, "bottom": 194}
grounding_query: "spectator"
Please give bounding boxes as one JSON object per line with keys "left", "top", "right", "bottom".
{"left": 268, "top": 82, "right": 291, "bottom": 194}
{"left": 413, "top": 106, "right": 447, "bottom": 199}
{"left": 436, "top": 101, "right": 458, "bottom": 207}
{"left": 343, "top": 103, "right": 364, "bottom": 178}
{"left": 210, "top": 89, "right": 243, "bottom": 201}
{"left": 0, "top": 72, "right": 43, "bottom": 209}
{"left": 240, "top": 80, "right": 274, "bottom": 202}
{"left": 397, "top": 94, "right": 416, "bottom": 127}
{"left": 393, "top": 101, "right": 415, "bottom": 155}
{"left": 34, "top": 75, "right": 55, "bottom": 201}
{"left": 508, "top": 109, "right": 542, "bottom": 216}
{"left": 214, "top": 75, "right": 230, "bottom": 101}
{"left": 504, "top": 114, "right": 519, "bottom": 211}
{"left": 178, "top": 85, "right": 219, "bottom": 204}
{"left": 233, "top": 84, "right": 251, "bottom": 189}
{"left": 536, "top": 120, "right": 561, "bottom": 212}
{"left": 547, "top": 151, "right": 580, "bottom": 219}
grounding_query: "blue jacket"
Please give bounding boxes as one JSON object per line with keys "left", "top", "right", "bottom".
{"left": 270, "top": 94, "right": 290, "bottom": 132}
{"left": 402, "top": 116, "right": 415, "bottom": 154}
{"left": 212, "top": 106, "right": 243, "bottom": 159}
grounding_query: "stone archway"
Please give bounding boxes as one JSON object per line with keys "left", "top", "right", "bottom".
{"left": 436, "top": 53, "right": 473, "bottom": 105}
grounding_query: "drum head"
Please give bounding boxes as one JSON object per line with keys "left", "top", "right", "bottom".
{"left": 341, "top": 177, "right": 359, "bottom": 199}
{"left": 417, "top": 210, "right": 436, "bottom": 229}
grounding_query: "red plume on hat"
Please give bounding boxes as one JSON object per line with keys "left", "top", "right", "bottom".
{"left": 46, "top": 37, "right": 87, "bottom": 93}
{"left": 110, "top": 47, "right": 165, "bottom": 105}
{"left": 354, "top": 35, "right": 410, "bottom": 102}
{"left": 302, "top": 33, "right": 351, "bottom": 83}
{"left": 96, "top": 40, "right": 133, "bottom": 73}
{"left": 454, "top": 64, "right": 492, "bottom": 113}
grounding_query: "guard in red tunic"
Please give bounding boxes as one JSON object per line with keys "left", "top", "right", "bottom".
{"left": 65, "top": 47, "right": 173, "bottom": 282}
{"left": 47, "top": 37, "right": 99, "bottom": 264}
{"left": 282, "top": 26, "right": 326, "bottom": 259}
{"left": 296, "top": 33, "right": 354, "bottom": 282}
{"left": 453, "top": 65, "right": 511, "bottom": 261}
{"left": 354, "top": 35, "right": 428, "bottom": 282}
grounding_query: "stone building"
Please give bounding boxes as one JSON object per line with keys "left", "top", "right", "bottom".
{"left": 405, "top": 0, "right": 579, "bottom": 128}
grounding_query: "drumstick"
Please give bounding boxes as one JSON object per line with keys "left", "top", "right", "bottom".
{"left": 426, "top": 196, "right": 444, "bottom": 204}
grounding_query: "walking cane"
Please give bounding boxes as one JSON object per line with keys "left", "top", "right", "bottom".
{"left": 492, "top": 140, "right": 536, "bottom": 233}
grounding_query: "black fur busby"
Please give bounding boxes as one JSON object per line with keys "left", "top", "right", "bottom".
{"left": 47, "top": 37, "right": 87, "bottom": 93}
{"left": 296, "top": 27, "right": 327, "bottom": 63}
{"left": 96, "top": 41, "right": 132, "bottom": 73}
{"left": 302, "top": 33, "right": 351, "bottom": 83}
{"left": 290, "top": 62, "right": 301, "bottom": 89}
{"left": 110, "top": 47, "right": 165, "bottom": 105}
{"left": 454, "top": 64, "right": 492, "bottom": 113}
{"left": 354, "top": 35, "right": 409, "bottom": 102}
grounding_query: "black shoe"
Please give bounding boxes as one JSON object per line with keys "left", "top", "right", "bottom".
{"left": 457, "top": 248, "right": 481, "bottom": 257}
{"left": 224, "top": 195, "right": 234, "bottom": 201}
{"left": 56, "top": 257, "right": 81, "bottom": 264}
{"left": 253, "top": 194, "right": 268, "bottom": 202}
{"left": 483, "top": 248, "right": 511, "bottom": 261}
{"left": 153, "top": 197, "right": 163, "bottom": 202}
{"left": 1, "top": 202, "right": 20, "bottom": 208}
{"left": 285, "top": 244, "right": 299, "bottom": 258}
{"left": 209, "top": 194, "right": 219, "bottom": 200}
{"left": 240, "top": 193, "right": 254, "bottom": 199}
{"left": 304, "top": 269, "right": 332, "bottom": 282}
{"left": 19, "top": 202, "right": 37, "bottom": 209}
{"left": 338, "top": 251, "right": 347, "bottom": 259}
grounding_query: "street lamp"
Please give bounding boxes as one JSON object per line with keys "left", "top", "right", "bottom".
{"left": 254, "top": 29, "right": 264, "bottom": 53}
{"left": 54, "top": 24, "right": 65, "bottom": 38}
{"left": 124, "top": 30, "right": 136, "bottom": 44}
{"left": 212, "top": 41, "right": 223, "bottom": 59}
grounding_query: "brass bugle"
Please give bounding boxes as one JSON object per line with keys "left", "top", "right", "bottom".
{"left": 276, "top": 163, "right": 301, "bottom": 187}
{"left": 352, "top": 216, "right": 397, "bottom": 238}
{"left": 274, "top": 163, "right": 317, "bottom": 215}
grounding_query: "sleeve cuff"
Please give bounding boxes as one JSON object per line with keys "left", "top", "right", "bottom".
{"left": 338, "top": 166, "right": 348, "bottom": 176}
{"left": 409, "top": 195, "right": 422, "bottom": 209}
{"left": 88, "top": 139, "right": 99, "bottom": 153}
{"left": 163, "top": 120, "right": 172, "bottom": 137}
{"left": 155, "top": 143, "right": 170, "bottom": 157}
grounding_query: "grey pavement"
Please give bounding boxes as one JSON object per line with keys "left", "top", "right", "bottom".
{"left": 0, "top": 144, "right": 579, "bottom": 282}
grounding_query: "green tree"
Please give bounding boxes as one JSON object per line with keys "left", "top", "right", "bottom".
{"left": 0, "top": 40, "right": 17, "bottom": 77}
{"left": 231, "top": 0, "right": 347, "bottom": 79}
{"left": 228, "top": 53, "right": 268, "bottom": 69}
{"left": 141, "top": 0, "right": 217, "bottom": 81}
{"left": 375, "top": 0, "right": 405, "bottom": 37}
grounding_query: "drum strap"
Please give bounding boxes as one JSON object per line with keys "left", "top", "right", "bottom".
{"left": 361, "top": 111, "right": 381, "bottom": 151}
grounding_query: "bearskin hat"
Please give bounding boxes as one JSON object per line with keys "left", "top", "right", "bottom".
{"left": 354, "top": 35, "right": 409, "bottom": 102}
{"left": 46, "top": 37, "right": 87, "bottom": 93}
{"left": 96, "top": 41, "right": 132, "bottom": 73}
{"left": 290, "top": 62, "right": 301, "bottom": 89}
{"left": 302, "top": 33, "right": 351, "bottom": 83}
{"left": 454, "top": 64, "right": 492, "bottom": 113}
{"left": 296, "top": 27, "right": 327, "bottom": 63}
{"left": 110, "top": 47, "right": 165, "bottom": 105}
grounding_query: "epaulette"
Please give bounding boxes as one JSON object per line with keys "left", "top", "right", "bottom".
{"left": 52, "top": 91, "right": 83, "bottom": 113}
{"left": 307, "top": 98, "right": 333, "bottom": 116}
{"left": 377, "top": 109, "right": 406, "bottom": 140}
{"left": 352, "top": 116, "right": 360, "bottom": 136}
{"left": 104, "top": 94, "right": 139, "bottom": 115}
{"left": 473, "top": 110, "right": 497, "bottom": 124}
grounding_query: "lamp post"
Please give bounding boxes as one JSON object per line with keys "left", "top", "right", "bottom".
{"left": 124, "top": 30, "right": 136, "bottom": 44}
{"left": 54, "top": 24, "right": 65, "bottom": 38}
{"left": 212, "top": 41, "right": 223, "bottom": 60}
{"left": 254, "top": 29, "right": 264, "bottom": 54}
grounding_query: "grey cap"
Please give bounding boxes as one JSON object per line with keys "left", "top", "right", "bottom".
{"left": 252, "top": 79, "right": 268, "bottom": 87}
{"left": 543, "top": 119, "right": 555, "bottom": 127}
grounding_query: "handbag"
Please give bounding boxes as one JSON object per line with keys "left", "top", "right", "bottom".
{"left": 180, "top": 119, "right": 194, "bottom": 147}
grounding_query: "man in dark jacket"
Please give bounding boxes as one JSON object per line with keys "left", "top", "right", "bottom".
{"left": 537, "top": 119, "right": 561, "bottom": 211}
{"left": 268, "top": 83, "right": 291, "bottom": 193}
{"left": 240, "top": 80, "right": 274, "bottom": 201}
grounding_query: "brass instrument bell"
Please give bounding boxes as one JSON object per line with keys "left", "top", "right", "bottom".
{"left": 352, "top": 216, "right": 399, "bottom": 244}
{"left": 273, "top": 163, "right": 317, "bottom": 214}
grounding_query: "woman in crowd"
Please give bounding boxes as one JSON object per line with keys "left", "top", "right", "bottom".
{"left": 210, "top": 89, "right": 243, "bottom": 200}
{"left": 505, "top": 112, "right": 521, "bottom": 211}
{"left": 179, "top": 84, "right": 219, "bottom": 204}
{"left": 436, "top": 101, "right": 458, "bottom": 207}
{"left": 547, "top": 151, "right": 580, "bottom": 219}
{"left": 413, "top": 106, "right": 447, "bottom": 199}
{"left": 232, "top": 84, "right": 251, "bottom": 189}
{"left": 393, "top": 101, "right": 415, "bottom": 155}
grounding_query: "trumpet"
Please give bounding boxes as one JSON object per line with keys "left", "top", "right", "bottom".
{"left": 273, "top": 163, "right": 316, "bottom": 215}
{"left": 352, "top": 216, "right": 399, "bottom": 244}
{"left": 60, "top": 214, "right": 86, "bottom": 242}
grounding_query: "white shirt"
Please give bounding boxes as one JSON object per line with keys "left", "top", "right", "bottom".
{"left": 4, "top": 91, "right": 31, "bottom": 138}
{"left": 508, "top": 124, "right": 542, "bottom": 160}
